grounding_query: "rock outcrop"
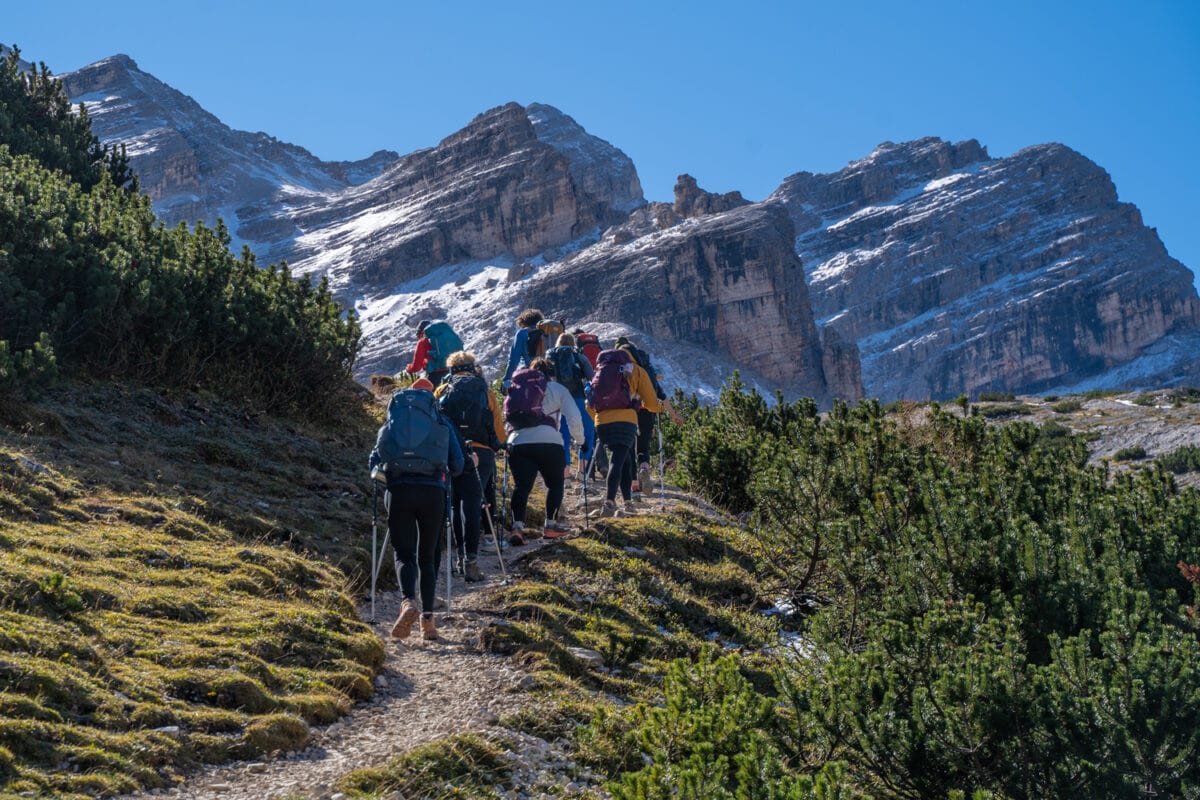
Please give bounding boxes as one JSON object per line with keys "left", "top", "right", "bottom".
{"left": 771, "top": 138, "right": 1200, "bottom": 399}
{"left": 59, "top": 52, "right": 1198, "bottom": 402}
{"left": 280, "top": 102, "right": 646, "bottom": 294}
{"left": 518, "top": 184, "right": 836, "bottom": 399}
{"left": 58, "top": 55, "right": 397, "bottom": 245}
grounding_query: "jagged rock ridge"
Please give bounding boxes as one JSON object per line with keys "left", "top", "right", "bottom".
{"left": 770, "top": 138, "right": 1200, "bottom": 399}
{"left": 59, "top": 54, "right": 398, "bottom": 247}
{"left": 58, "top": 54, "right": 1198, "bottom": 402}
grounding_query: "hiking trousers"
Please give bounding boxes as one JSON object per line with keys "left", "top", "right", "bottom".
{"left": 451, "top": 463, "right": 483, "bottom": 560}
{"left": 385, "top": 483, "right": 445, "bottom": 614}
{"left": 597, "top": 421, "right": 637, "bottom": 503}
{"left": 475, "top": 447, "right": 498, "bottom": 529}
{"left": 560, "top": 396, "right": 595, "bottom": 466}
{"left": 636, "top": 407, "right": 657, "bottom": 468}
{"left": 509, "top": 442, "right": 566, "bottom": 525}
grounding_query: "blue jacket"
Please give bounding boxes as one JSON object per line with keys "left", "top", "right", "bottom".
{"left": 368, "top": 413, "right": 465, "bottom": 489}
{"left": 502, "top": 326, "right": 532, "bottom": 387}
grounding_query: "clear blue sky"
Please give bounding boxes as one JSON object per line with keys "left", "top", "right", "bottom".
{"left": 6, "top": 1, "right": 1199, "bottom": 284}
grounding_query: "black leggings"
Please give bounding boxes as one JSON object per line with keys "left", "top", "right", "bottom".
{"left": 597, "top": 422, "right": 637, "bottom": 503}
{"left": 509, "top": 442, "right": 566, "bottom": 524}
{"left": 386, "top": 483, "right": 445, "bottom": 613}
{"left": 476, "top": 447, "right": 498, "bottom": 529}
{"left": 451, "top": 463, "right": 483, "bottom": 559}
{"left": 636, "top": 408, "right": 657, "bottom": 466}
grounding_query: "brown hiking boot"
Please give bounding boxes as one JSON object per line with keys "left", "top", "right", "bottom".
{"left": 420, "top": 613, "right": 439, "bottom": 641}
{"left": 391, "top": 598, "right": 419, "bottom": 639}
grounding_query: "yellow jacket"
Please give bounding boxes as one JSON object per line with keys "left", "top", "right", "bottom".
{"left": 588, "top": 364, "right": 663, "bottom": 426}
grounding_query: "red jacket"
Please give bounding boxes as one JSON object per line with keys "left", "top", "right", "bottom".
{"left": 405, "top": 337, "right": 432, "bottom": 374}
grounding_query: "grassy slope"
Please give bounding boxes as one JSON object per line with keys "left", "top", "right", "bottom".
{"left": 337, "top": 508, "right": 779, "bottom": 799}
{"left": 0, "top": 383, "right": 385, "bottom": 799}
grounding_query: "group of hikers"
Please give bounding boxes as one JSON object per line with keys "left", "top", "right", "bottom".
{"left": 368, "top": 310, "right": 678, "bottom": 641}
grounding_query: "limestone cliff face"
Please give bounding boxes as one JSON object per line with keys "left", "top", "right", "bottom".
{"left": 771, "top": 138, "right": 1200, "bottom": 399}
{"left": 282, "top": 102, "right": 645, "bottom": 294}
{"left": 517, "top": 182, "right": 840, "bottom": 399}
{"left": 59, "top": 55, "right": 397, "bottom": 237}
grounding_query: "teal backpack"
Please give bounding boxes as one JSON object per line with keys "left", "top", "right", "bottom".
{"left": 378, "top": 390, "right": 450, "bottom": 477}
{"left": 423, "top": 321, "right": 463, "bottom": 374}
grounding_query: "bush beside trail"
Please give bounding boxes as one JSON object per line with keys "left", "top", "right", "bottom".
{"left": 0, "top": 48, "right": 359, "bottom": 420}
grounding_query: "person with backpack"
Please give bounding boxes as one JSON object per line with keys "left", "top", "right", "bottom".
{"left": 406, "top": 319, "right": 463, "bottom": 386}
{"left": 475, "top": 362, "right": 506, "bottom": 539}
{"left": 501, "top": 309, "right": 544, "bottom": 391}
{"left": 547, "top": 333, "right": 595, "bottom": 479}
{"left": 587, "top": 348, "right": 661, "bottom": 519}
{"left": 615, "top": 337, "right": 671, "bottom": 498}
{"left": 572, "top": 328, "right": 602, "bottom": 370}
{"left": 368, "top": 378, "right": 465, "bottom": 641}
{"left": 505, "top": 358, "right": 584, "bottom": 541}
{"left": 434, "top": 351, "right": 500, "bottom": 583}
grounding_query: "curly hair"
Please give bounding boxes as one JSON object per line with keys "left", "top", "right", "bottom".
{"left": 516, "top": 308, "right": 543, "bottom": 328}
{"left": 447, "top": 350, "right": 477, "bottom": 371}
{"left": 530, "top": 357, "right": 554, "bottom": 379}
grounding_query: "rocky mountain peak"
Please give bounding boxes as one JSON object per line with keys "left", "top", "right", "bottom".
{"left": 673, "top": 174, "right": 750, "bottom": 219}
{"left": 527, "top": 102, "right": 645, "bottom": 214}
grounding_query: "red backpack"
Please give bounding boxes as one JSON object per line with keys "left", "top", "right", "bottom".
{"left": 575, "top": 332, "right": 601, "bottom": 369}
{"left": 589, "top": 349, "right": 638, "bottom": 412}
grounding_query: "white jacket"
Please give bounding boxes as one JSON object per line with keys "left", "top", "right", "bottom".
{"left": 508, "top": 380, "right": 584, "bottom": 448}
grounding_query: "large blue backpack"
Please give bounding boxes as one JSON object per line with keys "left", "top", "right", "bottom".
{"left": 378, "top": 390, "right": 449, "bottom": 477}
{"left": 548, "top": 345, "right": 585, "bottom": 396}
{"left": 422, "top": 321, "right": 463, "bottom": 374}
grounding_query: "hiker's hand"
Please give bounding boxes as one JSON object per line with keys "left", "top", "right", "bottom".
{"left": 471, "top": 451, "right": 479, "bottom": 468}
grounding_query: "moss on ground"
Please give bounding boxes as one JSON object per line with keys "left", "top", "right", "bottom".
{"left": 0, "top": 383, "right": 385, "bottom": 798}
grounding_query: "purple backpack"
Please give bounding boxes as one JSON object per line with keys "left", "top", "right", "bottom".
{"left": 504, "top": 368, "right": 557, "bottom": 431}
{"left": 590, "top": 349, "right": 637, "bottom": 412}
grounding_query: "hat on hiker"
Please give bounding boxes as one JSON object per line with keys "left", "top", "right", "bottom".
{"left": 416, "top": 319, "right": 431, "bottom": 334}
{"left": 411, "top": 377, "right": 435, "bottom": 391}
{"left": 615, "top": 335, "right": 630, "bottom": 348}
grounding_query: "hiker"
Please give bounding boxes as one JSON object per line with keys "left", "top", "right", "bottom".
{"left": 505, "top": 357, "right": 584, "bottom": 541}
{"left": 587, "top": 348, "right": 661, "bottom": 519}
{"left": 572, "top": 328, "right": 602, "bottom": 370}
{"left": 547, "top": 333, "right": 595, "bottom": 479}
{"left": 475, "top": 363, "right": 506, "bottom": 537}
{"left": 616, "top": 337, "right": 673, "bottom": 498}
{"left": 368, "top": 377, "right": 464, "bottom": 641}
{"left": 501, "top": 308, "right": 545, "bottom": 391}
{"left": 434, "top": 351, "right": 500, "bottom": 583}
{"left": 405, "top": 320, "right": 463, "bottom": 386}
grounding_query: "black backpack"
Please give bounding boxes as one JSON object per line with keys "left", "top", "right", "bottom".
{"left": 438, "top": 372, "right": 493, "bottom": 446}
{"left": 630, "top": 346, "right": 666, "bottom": 401}
{"left": 548, "top": 345, "right": 585, "bottom": 396}
{"left": 378, "top": 390, "right": 450, "bottom": 477}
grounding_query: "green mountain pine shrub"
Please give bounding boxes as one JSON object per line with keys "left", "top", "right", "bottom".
{"left": 0, "top": 48, "right": 358, "bottom": 418}
{"left": 668, "top": 381, "right": 1200, "bottom": 798}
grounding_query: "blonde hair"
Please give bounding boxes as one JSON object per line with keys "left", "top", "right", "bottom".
{"left": 557, "top": 333, "right": 576, "bottom": 348}
{"left": 447, "top": 350, "right": 477, "bottom": 370}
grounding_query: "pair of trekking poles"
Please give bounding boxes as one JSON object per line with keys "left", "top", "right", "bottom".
{"left": 369, "top": 463, "right": 509, "bottom": 623}
{"left": 576, "top": 423, "right": 666, "bottom": 515}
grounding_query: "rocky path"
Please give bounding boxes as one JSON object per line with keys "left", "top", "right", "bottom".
{"left": 122, "top": 533, "right": 555, "bottom": 800}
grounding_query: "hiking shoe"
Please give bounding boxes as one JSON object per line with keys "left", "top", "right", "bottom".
{"left": 631, "top": 480, "right": 641, "bottom": 493}
{"left": 420, "top": 613, "right": 438, "bottom": 641}
{"left": 391, "top": 599, "right": 420, "bottom": 639}
{"left": 639, "top": 463, "right": 654, "bottom": 497}
{"left": 508, "top": 521, "right": 526, "bottom": 546}
{"left": 543, "top": 520, "right": 572, "bottom": 538}
{"left": 589, "top": 500, "right": 618, "bottom": 520}
{"left": 623, "top": 501, "right": 638, "bottom": 516}
{"left": 464, "top": 559, "right": 483, "bottom": 582}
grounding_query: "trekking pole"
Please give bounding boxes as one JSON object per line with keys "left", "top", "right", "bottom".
{"left": 500, "top": 448, "right": 510, "bottom": 534}
{"left": 658, "top": 423, "right": 665, "bottom": 514}
{"left": 370, "top": 480, "right": 379, "bottom": 623}
{"left": 445, "top": 481, "right": 454, "bottom": 614}
{"left": 581, "top": 448, "right": 590, "bottom": 523}
{"left": 475, "top": 472, "right": 510, "bottom": 584}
